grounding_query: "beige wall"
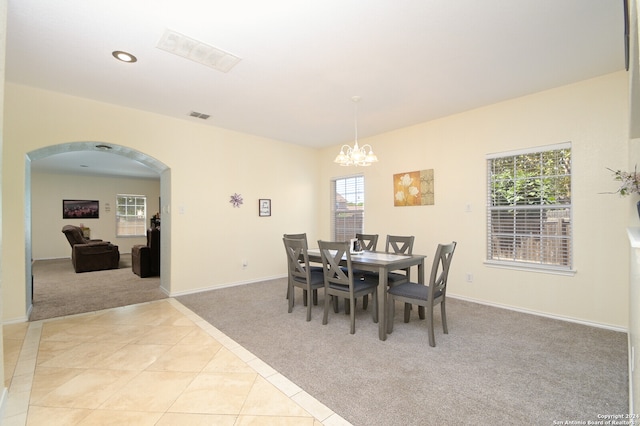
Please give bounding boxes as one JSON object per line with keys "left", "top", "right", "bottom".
{"left": 1, "top": 71, "right": 631, "bottom": 329}
{"left": 31, "top": 172, "right": 161, "bottom": 259}
{"left": 3, "top": 83, "right": 321, "bottom": 321}
{"left": 319, "top": 71, "right": 630, "bottom": 329}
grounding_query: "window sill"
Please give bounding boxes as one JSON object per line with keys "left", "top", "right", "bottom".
{"left": 484, "top": 260, "right": 576, "bottom": 276}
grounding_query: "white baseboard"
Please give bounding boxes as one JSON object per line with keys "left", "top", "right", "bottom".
{"left": 32, "top": 256, "right": 69, "bottom": 261}
{"left": 3, "top": 315, "right": 29, "bottom": 325}
{"left": 448, "top": 293, "right": 627, "bottom": 333}
{"left": 169, "top": 277, "right": 626, "bottom": 332}
{"left": 169, "top": 274, "right": 287, "bottom": 298}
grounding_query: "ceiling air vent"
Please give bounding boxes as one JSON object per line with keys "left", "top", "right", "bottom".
{"left": 189, "top": 111, "right": 210, "bottom": 120}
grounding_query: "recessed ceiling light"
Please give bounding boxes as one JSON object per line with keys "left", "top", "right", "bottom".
{"left": 112, "top": 51, "right": 137, "bottom": 63}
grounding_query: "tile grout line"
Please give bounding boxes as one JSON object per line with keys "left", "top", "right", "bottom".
{"left": 3, "top": 298, "right": 353, "bottom": 425}
{"left": 3, "top": 321, "right": 43, "bottom": 425}
{"left": 168, "top": 298, "right": 351, "bottom": 425}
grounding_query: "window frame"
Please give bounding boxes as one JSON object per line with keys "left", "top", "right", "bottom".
{"left": 115, "top": 194, "right": 148, "bottom": 237}
{"left": 486, "top": 143, "right": 574, "bottom": 275}
{"left": 331, "top": 174, "right": 365, "bottom": 242}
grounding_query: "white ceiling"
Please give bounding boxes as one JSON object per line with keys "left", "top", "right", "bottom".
{"left": 9, "top": 0, "right": 626, "bottom": 178}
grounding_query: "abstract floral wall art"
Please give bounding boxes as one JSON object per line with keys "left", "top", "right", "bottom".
{"left": 393, "top": 169, "right": 434, "bottom": 206}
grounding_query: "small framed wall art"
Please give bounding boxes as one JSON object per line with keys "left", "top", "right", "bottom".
{"left": 259, "top": 199, "right": 271, "bottom": 217}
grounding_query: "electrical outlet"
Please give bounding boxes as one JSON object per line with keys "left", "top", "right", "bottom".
{"left": 466, "top": 273, "right": 473, "bottom": 283}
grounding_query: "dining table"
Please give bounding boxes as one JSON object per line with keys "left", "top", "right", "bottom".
{"left": 306, "top": 248, "right": 426, "bottom": 341}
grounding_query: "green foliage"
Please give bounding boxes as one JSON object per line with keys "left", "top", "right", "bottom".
{"left": 490, "top": 149, "right": 571, "bottom": 207}
{"left": 608, "top": 166, "right": 640, "bottom": 196}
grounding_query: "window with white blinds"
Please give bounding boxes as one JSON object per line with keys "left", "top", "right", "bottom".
{"left": 116, "top": 194, "right": 147, "bottom": 237}
{"left": 332, "top": 175, "right": 364, "bottom": 242}
{"left": 487, "top": 143, "right": 572, "bottom": 271}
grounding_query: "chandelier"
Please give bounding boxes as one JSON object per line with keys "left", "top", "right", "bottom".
{"left": 334, "top": 96, "right": 378, "bottom": 167}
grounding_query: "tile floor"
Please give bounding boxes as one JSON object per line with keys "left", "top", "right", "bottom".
{"left": 1, "top": 298, "right": 351, "bottom": 425}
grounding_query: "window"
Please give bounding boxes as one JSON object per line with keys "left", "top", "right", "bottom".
{"left": 116, "top": 195, "right": 147, "bottom": 237}
{"left": 332, "top": 175, "right": 364, "bottom": 242}
{"left": 487, "top": 143, "right": 572, "bottom": 271}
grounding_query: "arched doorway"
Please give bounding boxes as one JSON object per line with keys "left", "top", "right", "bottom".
{"left": 26, "top": 141, "right": 171, "bottom": 316}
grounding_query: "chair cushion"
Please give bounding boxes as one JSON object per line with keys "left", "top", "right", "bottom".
{"left": 386, "top": 272, "right": 408, "bottom": 285}
{"left": 293, "top": 270, "right": 324, "bottom": 288}
{"left": 328, "top": 277, "right": 377, "bottom": 293}
{"left": 387, "top": 282, "right": 441, "bottom": 301}
{"left": 363, "top": 271, "right": 407, "bottom": 285}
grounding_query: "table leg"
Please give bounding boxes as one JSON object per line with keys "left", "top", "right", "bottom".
{"left": 378, "top": 265, "right": 388, "bottom": 341}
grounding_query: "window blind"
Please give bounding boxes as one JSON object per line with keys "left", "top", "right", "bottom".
{"left": 487, "top": 145, "right": 572, "bottom": 270}
{"left": 331, "top": 175, "right": 364, "bottom": 242}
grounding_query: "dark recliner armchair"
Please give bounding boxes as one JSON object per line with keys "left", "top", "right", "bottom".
{"left": 132, "top": 227, "right": 160, "bottom": 277}
{"left": 61, "top": 225, "right": 120, "bottom": 273}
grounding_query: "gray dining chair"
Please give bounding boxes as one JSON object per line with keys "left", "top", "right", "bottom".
{"left": 283, "top": 237, "right": 325, "bottom": 321}
{"left": 361, "top": 235, "right": 415, "bottom": 310}
{"left": 352, "top": 233, "right": 379, "bottom": 311}
{"left": 355, "top": 233, "right": 379, "bottom": 251}
{"left": 318, "top": 240, "right": 378, "bottom": 334}
{"left": 386, "top": 241, "right": 457, "bottom": 347}
{"left": 283, "top": 233, "right": 321, "bottom": 305}
{"left": 385, "top": 235, "right": 415, "bottom": 286}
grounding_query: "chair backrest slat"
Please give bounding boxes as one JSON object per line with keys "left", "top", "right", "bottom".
{"left": 318, "top": 240, "right": 353, "bottom": 290}
{"left": 429, "top": 242, "right": 457, "bottom": 300}
{"left": 386, "top": 235, "right": 415, "bottom": 255}
{"left": 355, "top": 233, "right": 379, "bottom": 251}
{"left": 283, "top": 237, "right": 312, "bottom": 282}
{"left": 283, "top": 233, "right": 307, "bottom": 240}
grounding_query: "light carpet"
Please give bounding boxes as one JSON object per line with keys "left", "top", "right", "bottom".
{"left": 30, "top": 254, "right": 166, "bottom": 321}
{"left": 178, "top": 278, "right": 629, "bottom": 426}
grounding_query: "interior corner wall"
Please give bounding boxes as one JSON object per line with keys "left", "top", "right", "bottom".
{"left": 2, "top": 83, "right": 320, "bottom": 321}
{"left": 319, "top": 71, "right": 629, "bottom": 329}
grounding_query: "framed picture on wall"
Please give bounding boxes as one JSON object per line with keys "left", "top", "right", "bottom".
{"left": 63, "top": 199, "right": 99, "bottom": 219}
{"left": 259, "top": 199, "right": 271, "bottom": 217}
